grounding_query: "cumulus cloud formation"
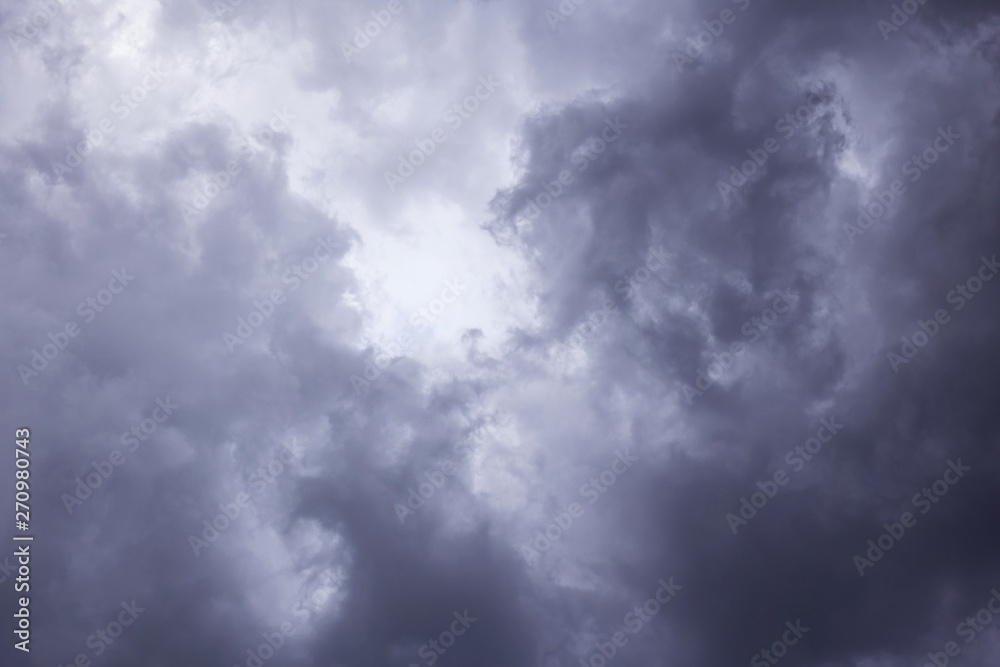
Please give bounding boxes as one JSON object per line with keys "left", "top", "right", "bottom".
{"left": 2, "top": 0, "right": 1000, "bottom": 666}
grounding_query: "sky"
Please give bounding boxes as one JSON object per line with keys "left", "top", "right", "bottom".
{"left": 1, "top": 0, "right": 1000, "bottom": 666}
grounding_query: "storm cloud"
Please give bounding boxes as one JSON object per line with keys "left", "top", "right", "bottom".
{"left": 2, "top": 1, "right": 1000, "bottom": 666}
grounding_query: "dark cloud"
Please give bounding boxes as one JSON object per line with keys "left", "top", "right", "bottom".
{"left": 2, "top": 0, "right": 1000, "bottom": 666}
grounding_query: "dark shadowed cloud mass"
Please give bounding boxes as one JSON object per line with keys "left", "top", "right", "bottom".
{"left": 1, "top": 0, "right": 1000, "bottom": 666}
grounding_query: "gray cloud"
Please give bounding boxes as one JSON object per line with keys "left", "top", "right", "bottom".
{"left": 2, "top": 0, "right": 1000, "bottom": 666}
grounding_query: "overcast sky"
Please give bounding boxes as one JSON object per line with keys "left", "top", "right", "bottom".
{"left": 2, "top": 0, "right": 1000, "bottom": 666}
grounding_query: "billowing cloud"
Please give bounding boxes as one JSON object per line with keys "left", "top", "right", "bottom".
{"left": 2, "top": 1, "right": 1000, "bottom": 666}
